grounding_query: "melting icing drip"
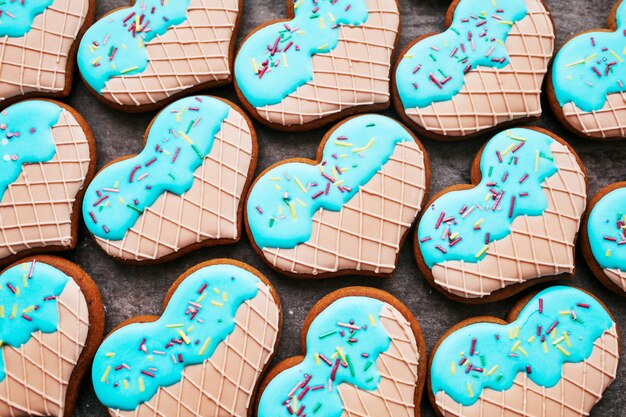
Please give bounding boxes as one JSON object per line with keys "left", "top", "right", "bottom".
{"left": 0, "top": 0, "right": 52, "bottom": 37}
{"left": 587, "top": 186, "right": 626, "bottom": 271}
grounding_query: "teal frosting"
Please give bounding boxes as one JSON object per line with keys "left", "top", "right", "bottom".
{"left": 0, "top": 100, "right": 62, "bottom": 201}
{"left": 258, "top": 296, "right": 390, "bottom": 417}
{"left": 92, "top": 264, "right": 261, "bottom": 411}
{"left": 0, "top": 261, "right": 70, "bottom": 382}
{"left": 396, "top": 0, "right": 527, "bottom": 109}
{"left": 247, "top": 114, "right": 409, "bottom": 249}
{"left": 417, "top": 128, "right": 558, "bottom": 268}
{"left": 431, "top": 286, "right": 615, "bottom": 406}
{"left": 0, "top": 0, "right": 52, "bottom": 37}
{"left": 552, "top": 2, "right": 626, "bottom": 112}
{"left": 77, "top": 0, "right": 191, "bottom": 93}
{"left": 82, "top": 96, "right": 230, "bottom": 241}
{"left": 234, "top": 0, "right": 368, "bottom": 108}
{"left": 587, "top": 186, "right": 626, "bottom": 272}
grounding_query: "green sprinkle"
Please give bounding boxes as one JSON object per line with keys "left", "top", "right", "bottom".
{"left": 126, "top": 204, "right": 143, "bottom": 214}
{"left": 366, "top": 123, "right": 375, "bottom": 127}
{"left": 429, "top": 53, "right": 437, "bottom": 62}
{"left": 319, "top": 330, "right": 337, "bottom": 339}
{"left": 488, "top": 166, "right": 493, "bottom": 177}
{"left": 191, "top": 144, "right": 204, "bottom": 159}
{"left": 186, "top": 119, "right": 194, "bottom": 134}
{"left": 346, "top": 355, "right": 355, "bottom": 377}
{"left": 168, "top": 172, "right": 176, "bottom": 180}
{"left": 364, "top": 360, "right": 373, "bottom": 371}
{"left": 313, "top": 403, "right": 322, "bottom": 413}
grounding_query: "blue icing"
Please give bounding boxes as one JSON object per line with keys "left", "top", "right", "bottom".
{"left": 77, "top": 0, "right": 191, "bottom": 93}
{"left": 417, "top": 128, "right": 558, "bottom": 268}
{"left": 0, "top": 100, "right": 62, "bottom": 201}
{"left": 247, "top": 115, "right": 409, "bottom": 249}
{"left": 396, "top": 0, "right": 527, "bottom": 109}
{"left": 587, "top": 186, "right": 626, "bottom": 271}
{"left": 257, "top": 296, "right": 390, "bottom": 417}
{"left": 234, "top": 0, "right": 368, "bottom": 108}
{"left": 0, "top": 0, "right": 52, "bottom": 37}
{"left": 82, "top": 96, "right": 230, "bottom": 241}
{"left": 430, "top": 286, "right": 615, "bottom": 406}
{"left": 92, "top": 264, "right": 261, "bottom": 411}
{"left": 552, "top": 2, "right": 626, "bottom": 112}
{"left": 0, "top": 261, "right": 70, "bottom": 382}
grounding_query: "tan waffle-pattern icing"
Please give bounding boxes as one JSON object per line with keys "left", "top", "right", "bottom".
{"left": 0, "top": 109, "right": 91, "bottom": 262}
{"left": 404, "top": 0, "right": 554, "bottom": 137}
{"left": 95, "top": 108, "right": 253, "bottom": 262}
{"left": 604, "top": 268, "right": 626, "bottom": 293}
{"left": 0, "top": 279, "right": 90, "bottom": 417}
{"left": 100, "top": 0, "right": 239, "bottom": 107}
{"left": 255, "top": 0, "right": 399, "bottom": 126}
{"left": 0, "top": 0, "right": 90, "bottom": 102}
{"left": 431, "top": 140, "right": 586, "bottom": 299}
{"left": 562, "top": 93, "right": 626, "bottom": 139}
{"left": 261, "top": 140, "right": 426, "bottom": 276}
{"left": 434, "top": 326, "right": 619, "bottom": 417}
{"left": 108, "top": 282, "right": 280, "bottom": 417}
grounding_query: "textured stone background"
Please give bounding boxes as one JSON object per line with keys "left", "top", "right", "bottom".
{"left": 64, "top": 0, "right": 625, "bottom": 415}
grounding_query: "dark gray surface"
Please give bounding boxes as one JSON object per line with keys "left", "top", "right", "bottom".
{"left": 61, "top": 0, "right": 625, "bottom": 416}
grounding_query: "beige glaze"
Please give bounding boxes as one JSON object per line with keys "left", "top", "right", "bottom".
{"left": 604, "top": 268, "right": 626, "bottom": 293}
{"left": 562, "top": 92, "right": 626, "bottom": 139}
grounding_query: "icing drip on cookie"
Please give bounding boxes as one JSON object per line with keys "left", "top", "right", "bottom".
{"left": 418, "top": 128, "right": 558, "bottom": 268}
{"left": 0, "top": 100, "right": 62, "bottom": 201}
{"left": 92, "top": 264, "right": 260, "bottom": 411}
{"left": 0, "top": 261, "right": 70, "bottom": 382}
{"left": 552, "top": 2, "right": 626, "bottom": 112}
{"left": 257, "top": 296, "right": 391, "bottom": 417}
{"left": 234, "top": 0, "right": 368, "bottom": 107}
{"left": 0, "top": 0, "right": 52, "bottom": 37}
{"left": 587, "top": 187, "right": 626, "bottom": 271}
{"left": 82, "top": 96, "right": 229, "bottom": 241}
{"left": 396, "top": 0, "right": 527, "bottom": 109}
{"left": 430, "top": 286, "right": 615, "bottom": 406}
{"left": 77, "top": 0, "right": 191, "bottom": 93}
{"left": 247, "top": 115, "right": 408, "bottom": 249}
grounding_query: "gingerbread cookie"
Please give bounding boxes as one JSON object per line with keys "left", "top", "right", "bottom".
{"left": 256, "top": 287, "right": 426, "bottom": 417}
{"left": 0, "top": 0, "right": 94, "bottom": 106}
{"left": 245, "top": 114, "right": 429, "bottom": 278}
{"left": 83, "top": 96, "right": 256, "bottom": 263}
{"left": 0, "top": 255, "right": 104, "bottom": 417}
{"left": 0, "top": 100, "right": 96, "bottom": 266}
{"left": 549, "top": 0, "right": 626, "bottom": 140}
{"left": 234, "top": 0, "right": 400, "bottom": 131}
{"left": 92, "top": 259, "right": 281, "bottom": 417}
{"left": 77, "top": 0, "right": 242, "bottom": 112}
{"left": 415, "top": 127, "right": 587, "bottom": 303}
{"left": 393, "top": 0, "right": 555, "bottom": 140}
{"left": 429, "top": 286, "right": 620, "bottom": 417}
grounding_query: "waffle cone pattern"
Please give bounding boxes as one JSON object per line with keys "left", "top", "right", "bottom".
{"left": 108, "top": 282, "right": 280, "bottom": 417}
{"left": 434, "top": 326, "right": 619, "bottom": 417}
{"left": 432, "top": 140, "right": 586, "bottom": 299}
{"left": 256, "top": 0, "right": 399, "bottom": 126}
{"left": 95, "top": 108, "right": 254, "bottom": 262}
{"left": 100, "top": 0, "right": 239, "bottom": 107}
{"left": 262, "top": 140, "right": 427, "bottom": 276}
{"left": 0, "top": 109, "right": 92, "bottom": 262}
{"left": 405, "top": 0, "right": 555, "bottom": 137}
{"left": 603, "top": 269, "right": 626, "bottom": 293}
{"left": 562, "top": 93, "right": 626, "bottom": 139}
{"left": 0, "top": 279, "right": 89, "bottom": 417}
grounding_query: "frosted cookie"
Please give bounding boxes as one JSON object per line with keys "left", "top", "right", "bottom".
{"left": 246, "top": 114, "right": 429, "bottom": 278}
{"left": 0, "top": 255, "right": 104, "bottom": 417}
{"left": 0, "top": 0, "right": 94, "bottom": 106}
{"left": 415, "top": 127, "right": 587, "bottom": 303}
{"left": 0, "top": 100, "right": 96, "bottom": 266}
{"left": 83, "top": 96, "right": 256, "bottom": 263}
{"left": 92, "top": 259, "right": 281, "bottom": 417}
{"left": 256, "top": 287, "right": 426, "bottom": 417}
{"left": 77, "top": 0, "right": 241, "bottom": 112}
{"left": 429, "top": 286, "right": 619, "bottom": 417}
{"left": 234, "top": 0, "right": 400, "bottom": 131}
{"left": 393, "top": 0, "right": 555, "bottom": 140}
{"left": 549, "top": 0, "right": 626, "bottom": 140}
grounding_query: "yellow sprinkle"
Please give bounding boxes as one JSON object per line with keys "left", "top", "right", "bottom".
{"left": 328, "top": 12, "right": 335, "bottom": 21}
{"left": 121, "top": 66, "right": 138, "bottom": 74}
{"left": 368, "top": 314, "right": 376, "bottom": 326}
{"left": 509, "top": 327, "right": 514, "bottom": 340}
{"left": 105, "top": 352, "right": 115, "bottom": 358}
{"left": 487, "top": 365, "right": 499, "bottom": 376}
{"left": 563, "top": 332, "right": 571, "bottom": 348}
{"left": 251, "top": 58, "right": 259, "bottom": 73}
{"left": 282, "top": 52, "right": 288, "bottom": 67}
{"left": 585, "top": 53, "right": 597, "bottom": 62}
{"left": 0, "top": 306, "right": 4, "bottom": 318}
{"left": 559, "top": 310, "right": 571, "bottom": 315}
{"left": 211, "top": 301, "right": 224, "bottom": 307}
{"left": 331, "top": 167, "right": 338, "bottom": 180}
{"left": 294, "top": 0, "right": 303, "bottom": 8}
{"left": 166, "top": 323, "right": 184, "bottom": 328}
{"left": 11, "top": 304, "right": 17, "bottom": 319}
{"left": 297, "top": 30, "right": 305, "bottom": 35}
{"left": 352, "top": 138, "right": 375, "bottom": 153}
{"left": 187, "top": 325, "right": 194, "bottom": 333}
{"left": 336, "top": 347, "right": 347, "bottom": 363}
{"left": 178, "top": 131, "right": 193, "bottom": 145}
{"left": 296, "top": 198, "right": 307, "bottom": 207}
{"left": 474, "top": 218, "right": 484, "bottom": 228}
{"left": 501, "top": 143, "right": 516, "bottom": 156}
{"left": 213, "top": 288, "right": 220, "bottom": 294}
{"left": 404, "top": 54, "right": 413, "bottom": 59}
{"left": 278, "top": 205, "right": 284, "bottom": 216}
{"left": 196, "top": 292, "right": 207, "bottom": 304}
{"left": 289, "top": 202, "right": 297, "bottom": 220}
{"left": 178, "top": 330, "right": 191, "bottom": 344}
{"left": 450, "top": 232, "right": 460, "bottom": 240}
{"left": 511, "top": 341, "right": 521, "bottom": 352}
{"left": 475, "top": 245, "right": 489, "bottom": 258}
{"left": 517, "top": 347, "right": 528, "bottom": 357}
{"left": 199, "top": 337, "right": 212, "bottom": 355}
{"left": 467, "top": 382, "right": 474, "bottom": 397}
{"left": 319, "top": 17, "right": 325, "bottom": 29}
{"left": 340, "top": 154, "right": 347, "bottom": 158}
{"left": 137, "top": 37, "right": 144, "bottom": 48}
{"left": 123, "top": 380, "right": 129, "bottom": 390}
{"left": 315, "top": 354, "right": 321, "bottom": 365}
{"left": 606, "top": 249, "right": 612, "bottom": 257}
{"left": 101, "top": 366, "right": 111, "bottom": 382}
{"left": 274, "top": 184, "right": 281, "bottom": 191}
{"left": 222, "top": 292, "right": 228, "bottom": 302}
{"left": 527, "top": 336, "right": 535, "bottom": 343}
{"left": 92, "top": 56, "right": 101, "bottom": 66}
{"left": 270, "top": 177, "right": 281, "bottom": 181}
{"left": 499, "top": 20, "right": 513, "bottom": 26}
{"left": 534, "top": 150, "right": 540, "bottom": 172}
{"left": 556, "top": 345, "right": 570, "bottom": 356}
{"left": 451, "top": 362, "right": 456, "bottom": 375}
{"left": 317, "top": 43, "right": 328, "bottom": 50}
{"left": 22, "top": 305, "right": 35, "bottom": 314}
{"left": 22, "top": 274, "right": 28, "bottom": 288}
{"left": 334, "top": 141, "right": 352, "bottom": 147}
{"left": 564, "top": 59, "right": 586, "bottom": 68}
{"left": 110, "top": 62, "right": 117, "bottom": 70}
{"left": 515, "top": 326, "right": 520, "bottom": 338}
{"left": 553, "top": 336, "right": 565, "bottom": 345}
{"left": 334, "top": 180, "right": 345, "bottom": 187}
{"left": 543, "top": 341, "right": 549, "bottom": 352}
{"left": 138, "top": 377, "right": 145, "bottom": 392}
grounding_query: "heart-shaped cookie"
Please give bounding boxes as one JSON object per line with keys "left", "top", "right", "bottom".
{"left": 0, "top": 0, "right": 94, "bottom": 106}
{"left": 245, "top": 114, "right": 429, "bottom": 278}
{"left": 77, "top": 0, "right": 241, "bottom": 112}
{"left": 393, "top": 0, "right": 555, "bottom": 140}
{"left": 415, "top": 127, "right": 587, "bottom": 303}
{"left": 0, "top": 255, "right": 104, "bottom": 417}
{"left": 234, "top": 0, "right": 400, "bottom": 131}
{"left": 0, "top": 100, "right": 96, "bottom": 266}
{"left": 92, "top": 259, "right": 282, "bottom": 417}
{"left": 256, "top": 287, "right": 426, "bottom": 417}
{"left": 429, "top": 286, "right": 620, "bottom": 417}
{"left": 83, "top": 95, "right": 256, "bottom": 263}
